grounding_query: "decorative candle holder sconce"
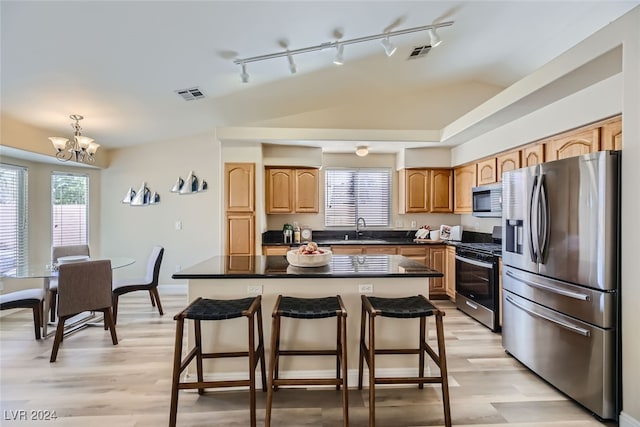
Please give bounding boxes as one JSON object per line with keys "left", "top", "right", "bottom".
{"left": 122, "top": 182, "right": 160, "bottom": 206}
{"left": 170, "top": 170, "right": 207, "bottom": 194}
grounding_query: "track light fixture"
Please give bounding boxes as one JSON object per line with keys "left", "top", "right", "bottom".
{"left": 381, "top": 36, "right": 397, "bottom": 57}
{"left": 233, "top": 21, "right": 453, "bottom": 82}
{"left": 287, "top": 52, "right": 297, "bottom": 74}
{"left": 428, "top": 28, "right": 442, "bottom": 48}
{"left": 333, "top": 42, "right": 344, "bottom": 65}
{"left": 240, "top": 63, "right": 249, "bottom": 83}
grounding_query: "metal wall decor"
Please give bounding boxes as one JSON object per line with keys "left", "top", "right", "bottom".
{"left": 171, "top": 170, "right": 207, "bottom": 194}
{"left": 122, "top": 182, "right": 160, "bottom": 206}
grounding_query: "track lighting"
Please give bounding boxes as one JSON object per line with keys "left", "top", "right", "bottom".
{"left": 233, "top": 21, "right": 453, "bottom": 81}
{"left": 240, "top": 63, "right": 249, "bottom": 83}
{"left": 428, "top": 28, "right": 442, "bottom": 47}
{"left": 287, "top": 52, "right": 297, "bottom": 74}
{"left": 381, "top": 36, "right": 397, "bottom": 57}
{"left": 333, "top": 42, "right": 344, "bottom": 65}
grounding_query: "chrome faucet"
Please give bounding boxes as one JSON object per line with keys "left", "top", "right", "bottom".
{"left": 356, "top": 217, "right": 366, "bottom": 238}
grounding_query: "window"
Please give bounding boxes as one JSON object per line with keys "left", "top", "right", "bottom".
{"left": 0, "top": 164, "right": 28, "bottom": 274}
{"left": 52, "top": 173, "right": 89, "bottom": 246}
{"left": 325, "top": 168, "right": 391, "bottom": 227}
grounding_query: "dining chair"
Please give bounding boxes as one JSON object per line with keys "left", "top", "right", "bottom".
{"left": 112, "top": 246, "right": 164, "bottom": 324}
{"left": 0, "top": 288, "right": 45, "bottom": 340}
{"left": 49, "top": 244, "right": 90, "bottom": 322}
{"left": 50, "top": 259, "right": 118, "bottom": 362}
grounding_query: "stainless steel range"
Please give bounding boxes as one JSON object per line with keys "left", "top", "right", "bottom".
{"left": 455, "top": 228, "right": 502, "bottom": 332}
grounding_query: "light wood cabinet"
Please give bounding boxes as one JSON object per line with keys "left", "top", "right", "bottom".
{"left": 265, "top": 168, "right": 319, "bottom": 214}
{"left": 476, "top": 158, "right": 497, "bottom": 186}
{"left": 429, "top": 245, "right": 447, "bottom": 298}
{"left": 399, "top": 168, "right": 453, "bottom": 214}
{"left": 225, "top": 163, "right": 255, "bottom": 256}
{"left": 330, "top": 246, "right": 364, "bottom": 255}
{"left": 522, "top": 143, "right": 545, "bottom": 167}
{"left": 496, "top": 150, "right": 521, "bottom": 181}
{"left": 364, "top": 246, "right": 397, "bottom": 255}
{"left": 429, "top": 169, "right": 453, "bottom": 213}
{"left": 399, "top": 246, "right": 428, "bottom": 264}
{"left": 445, "top": 246, "right": 456, "bottom": 300}
{"left": 295, "top": 169, "right": 319, "bottom": 212}
{"left": 225, "top": 163, "right": 255, "bottom": 212}
{"left": 453, "top": 164, "right": 476, "bottom": 213}
{"left": 601, "top": 116, "right": 622, "bottom": 151}
{"left": 545, "top": 128, "right": 600, "bottom": 161}
{"left": 263, "top": 245, "right": 290, "bottom": 256}
{"left": 226, "top": 214, "right": 255, "bottom": 256}
{"left": 399, "top": 169, "right": 429, "bottom": 213}
{"left": 265, "top": 169, "right": 294, "bottom": 213}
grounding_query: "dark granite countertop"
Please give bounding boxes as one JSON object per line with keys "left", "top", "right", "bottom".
{"left": 262, "top": 230, "right": 455, "bottom": 247}
{"left": 172, "top": 255, "right": 443, "bottom": 279}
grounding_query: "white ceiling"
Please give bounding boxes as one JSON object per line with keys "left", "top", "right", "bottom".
{"left": 1, "top": 1, "right": 638, "bottom": 155}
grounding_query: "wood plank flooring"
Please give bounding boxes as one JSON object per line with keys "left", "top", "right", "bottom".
{"left": 0, "top": 286, "right": 616, "bottom": 426}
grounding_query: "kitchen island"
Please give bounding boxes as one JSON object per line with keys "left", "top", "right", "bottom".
{"left": 172, "top": 254, "right": 443, "bottom": 383}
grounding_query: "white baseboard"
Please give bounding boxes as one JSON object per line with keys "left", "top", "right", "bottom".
{"left": 621, "top": 412, "right": 640, "bottom": 427}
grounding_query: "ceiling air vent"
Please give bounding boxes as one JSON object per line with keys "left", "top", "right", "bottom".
{"left": 408, "top": 45, "right": 432, "bottom": 60}
{"left": 175, "top": 87, "right": 205, "bottom": 101}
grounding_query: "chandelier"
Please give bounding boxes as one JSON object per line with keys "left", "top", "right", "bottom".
{"left": 48, "top": 114, "right": 100, "bottom": 164}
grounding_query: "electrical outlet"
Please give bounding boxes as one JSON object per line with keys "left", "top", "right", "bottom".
{"left": 175, "top": 220, "right": 182, "bottom": 230}
{"left": 410, "top": 220, "right": 417, "bottom": 228}
{"left": 175, "top": 265, "right": 181, "bottom": 272}
{"left": 247, "top": 285, "right": 263, "bottom": 295}
{"left": 358, "top": 284, "right": 373, "bottom": 294}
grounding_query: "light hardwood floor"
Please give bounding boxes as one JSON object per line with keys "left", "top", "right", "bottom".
{"left": 0, "top": 286, "right": 615, "bottom": 426}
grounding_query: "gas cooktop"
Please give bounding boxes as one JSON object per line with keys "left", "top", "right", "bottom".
{"left": 456, "top": 242, "right": 503, "bottom": 256}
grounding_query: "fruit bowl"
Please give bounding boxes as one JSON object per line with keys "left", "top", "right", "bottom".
{"left": 286, "top": 249, "right": 332, "bottom": 267}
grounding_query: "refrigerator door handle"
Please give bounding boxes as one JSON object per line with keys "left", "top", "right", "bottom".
{"left": 529, "top": 175, "right": 540, "bottom": 263}
{"left": 505, "top": 270, "right": 591, "bottom": 301}
{"left": 538, "top": 174, "right": 550, "bottom": 263}
{"left": 505, "top": 295, "right": 591, "bottom": 337}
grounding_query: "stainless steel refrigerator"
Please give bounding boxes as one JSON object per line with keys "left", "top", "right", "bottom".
{"left": 501, "top": 150, "right": 620, "bottom": 421}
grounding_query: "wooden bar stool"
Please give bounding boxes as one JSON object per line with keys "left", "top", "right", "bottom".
{"left": 169, "top": 296, "right": 266, "bottom": 427}
{"left": 358, "top": 294, "right": 451, "bottom": 427}
{"left": 265, "top": 295, "right": 349, "bottom": 427}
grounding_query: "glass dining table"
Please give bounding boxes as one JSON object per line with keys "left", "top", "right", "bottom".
{"left": 3, "top": 257, "right": 135, "bottom": 338}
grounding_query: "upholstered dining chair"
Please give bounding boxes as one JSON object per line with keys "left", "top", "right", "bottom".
{"left": 49, "top": 244, "right": 90, "bottom": 322}
{"left": 50, "top": 259, "right": 118, "bottom": 362}
{"left": 112, "top": 246, "right": 164, "bottom": 324}
{"left": 0, "top": 288, "right": 45, "bottom": 340}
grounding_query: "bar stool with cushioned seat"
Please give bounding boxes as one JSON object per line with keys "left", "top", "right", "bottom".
{"left": 358, "top": 294, "right": 451, "bottom": 427}
{"left": 265, "top": 295, "right": 349, "bottom": 427}
{"left": 169, "top": 295, "right": 266, "bottom": 427}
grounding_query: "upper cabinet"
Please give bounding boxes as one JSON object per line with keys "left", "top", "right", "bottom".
{"left": 601, "top": 116, "right": 622, "bottom": 151}
{"left": 265, "top": 167, "right": 319, "bottom": 214}
{"left": 399, "top": 168, "right": 452, "bottom": 214}
{"left": 453, "top": 164, "right": 476, "bottom": 214}
{"left": 496, "top": 150, "right": 521, "bottom": 181}
{"left": 476, "top": 158, "right": 497, "bottom": 186}
{"left": 545, "top": 128, "right": 600, "bottom": 162}
{"left": 521, "top": 143, "right": 545, "bottom": 167}
{"left": 225, "top": 163, "right": 255, "bottom": 212}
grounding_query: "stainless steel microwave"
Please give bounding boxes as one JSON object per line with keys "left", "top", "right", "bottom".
{"left": 472, "top": 184, "right": 502, "bottom": 217}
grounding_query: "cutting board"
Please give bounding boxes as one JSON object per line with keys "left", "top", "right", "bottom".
{"left": 413, "top": 239, "right": 444, "bottom": 244}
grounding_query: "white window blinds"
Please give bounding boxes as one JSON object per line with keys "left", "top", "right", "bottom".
{"left": 0, "top": 164, "right": 28, "bottom": 274}
{"left": 52, "top": 173, "right": 88, "bottom": 246}
{"left": 325, "top": 168, "right": 391, "bottom": 227}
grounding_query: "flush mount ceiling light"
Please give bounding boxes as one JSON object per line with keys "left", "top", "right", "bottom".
{"left": 428, "top": 28, "right": 442, "bottom": 47}
{"left": 355, "top": 146, "right": 369, "bottom": 157}
{"left": 381, "top": 36, "right": 397, "bottom": 57}
{"left": 234, "top": 21, "right": 453, "bottom": 82}
{"left": 48, "top": 114, "right": 100, "bottom": 164}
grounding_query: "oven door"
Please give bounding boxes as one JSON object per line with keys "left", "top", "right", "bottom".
{"left": 455, "top": 252, "right": 496, "bottom": 310}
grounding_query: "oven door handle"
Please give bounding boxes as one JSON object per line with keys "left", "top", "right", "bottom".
{"left": 505, "top": 270, "right": 590, "bottom": 301}
{"left": 505, "top": 295, "right": 591, "bottom": 337}
{"left": 455, "top": 255, "right": 493, "bottom": 269}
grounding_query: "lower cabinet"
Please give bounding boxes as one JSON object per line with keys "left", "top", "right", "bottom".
{"left": 399, "top": 246, "right": 447, "bottom": 299}
{"left": 445, "top": 246, "right": 456, "bottom": 300}
{"left": 263, "top": 245, "right": 290, "bottom": 256}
